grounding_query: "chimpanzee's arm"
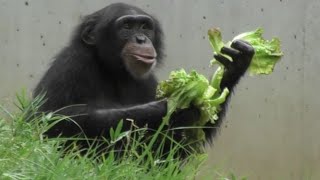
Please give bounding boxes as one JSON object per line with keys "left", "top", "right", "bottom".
{"left": 45, "top": 100, "right": 168, "bottom": 138}
{"left": 204, "top": 39, "right": 255, "bottom": 140}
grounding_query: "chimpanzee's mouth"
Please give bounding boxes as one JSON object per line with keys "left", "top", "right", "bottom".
{"left": 130, "top": 54, "right": 156, "bottom": 64}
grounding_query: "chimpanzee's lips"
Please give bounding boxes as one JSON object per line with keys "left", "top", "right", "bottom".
{"left": 130, "top": 54, "right": 156, "bottom": 64}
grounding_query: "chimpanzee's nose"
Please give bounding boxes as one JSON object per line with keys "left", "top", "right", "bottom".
{"left": 136, "top": 35, "right": 146, "bottom": 44}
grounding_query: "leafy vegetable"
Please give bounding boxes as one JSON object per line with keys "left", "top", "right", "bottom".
{"left": 208, "top": 28, "right": 283, "bottom": 75}
{"left": 156, "top": 68, "right": 229, "bottom": 143}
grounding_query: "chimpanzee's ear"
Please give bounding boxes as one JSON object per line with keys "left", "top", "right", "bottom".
{"left": 81, "top": 17, "right": 98, "bottom": 45}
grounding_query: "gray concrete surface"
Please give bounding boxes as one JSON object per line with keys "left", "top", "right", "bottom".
{"left": 0, "top": 0, "right": 319, "bottom": 179}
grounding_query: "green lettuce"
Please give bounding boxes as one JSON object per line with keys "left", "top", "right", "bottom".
{"left": 156, "top": 68, "right": 229, "bottom": 142}
{"left": 208, "top": 28, "right": 283, "bottom": 75}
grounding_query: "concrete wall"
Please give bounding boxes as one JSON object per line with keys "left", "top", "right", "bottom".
{"left": 0, "top": 0, "right": 319, "bottom": 179}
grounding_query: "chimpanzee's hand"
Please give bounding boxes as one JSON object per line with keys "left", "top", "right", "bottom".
{"left": 214, "top": 39, "right": 255, "bottom": 89}
{"left": 170, "top": 106, "right": 201, "bottom": 127}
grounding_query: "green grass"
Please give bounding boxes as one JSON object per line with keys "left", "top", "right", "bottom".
{"left": 0, "top": 91, "right": 243, "bottom": 180}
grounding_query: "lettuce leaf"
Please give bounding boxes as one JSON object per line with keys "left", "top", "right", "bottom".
{"left": 156, "top": 68, "right": 228, "bottom": 143}
{"left": 208, "top": 28, "right": 283, "bottom": 75}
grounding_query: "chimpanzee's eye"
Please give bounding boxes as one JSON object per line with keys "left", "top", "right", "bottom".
{"left": 141, "top": 22, "right": 153, "bottom": 30}
{"left": 123, "top": 23, "right": 132, "bottom": 29}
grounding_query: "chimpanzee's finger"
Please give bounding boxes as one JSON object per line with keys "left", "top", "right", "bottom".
{"left": 214, "top": 53, "right": 231, "bottom": 67}
{"left": 240, "top": 39, "right": 252, "bottom": 46}
{"left": 231, "top": 39, "right": 255, "bottom": 56}
{"left": 221, "top": 46, "right": 240, "bottom": 59}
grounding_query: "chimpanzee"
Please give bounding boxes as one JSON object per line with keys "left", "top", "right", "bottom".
{"left": 33, "top": 3, "right": 254, "bottom": 153}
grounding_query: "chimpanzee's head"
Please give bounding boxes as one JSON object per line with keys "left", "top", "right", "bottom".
{"left": 77, "top": 3, "right": 164, "bottom": 79}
